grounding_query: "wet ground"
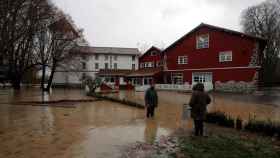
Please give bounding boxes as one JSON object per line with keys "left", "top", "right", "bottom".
{"left": 0, "top": 88, "right": 279, "bottom": 158}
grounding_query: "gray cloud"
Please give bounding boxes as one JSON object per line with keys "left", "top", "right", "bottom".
{"left": 53, "top": 0, "right": 265, "bottom": 50}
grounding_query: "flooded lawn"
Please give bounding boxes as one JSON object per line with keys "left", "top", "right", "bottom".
{"left": 0, "top": 89, "right": 179, "bottom": 158}
{"left": 110, "top": 90, "right": 280, "bottom": 122}
{"left": 0, "top": 88, "right": 279, "bottom": 158}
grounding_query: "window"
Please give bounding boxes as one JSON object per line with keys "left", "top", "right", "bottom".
{"left": 82, "top": 55, "right": 86, "bottom": 60}
{"left": 193, "top": 73, "right": 212, "bottom": 83}
{"left": 82, "top": 62, "right": 86, "bottom": 69}
{"left": 132, "top": 55, "right": 135, "bottom": 61}
{"left": 114, "top": 63, "right": 117, "bottom": 69}
{"left": 177, "top": 56, "right": 188, "bottom": 64}
{"left": 144, "top": 62, "right": 148, "bottom": 68}
{"left": 81, "top": 73, "right": 86, "bottom": 80}
{"left": 105, "top": 55, "right": 108, "bottom": 61}
{"left": 95, "top": 63, "right": 99, "bottom": 69}
{"left": 150, "top": 62, "right": 154, "bottom": 68}
{"left": 144, "top": 77, "right": 153, "bottom": 85}
{"left": 172, "top": 73, "right": 183, "bottom": 85}
{"left": 219, "top": 51, "right": 232, "bottom": 62}
{"left": 95, "top": 54, "right": 99, "bottom": 60}
{"left": 132, "top": 64, "right": 135, "bottom": 70}
{"left": 114, "top": 55, "right": 118, "bottom": 61}
{"left": 105, "top": 63, "right": 109, "bottom": 69}
{"left": 150, "top": 51, "right": 157, "bottom": 56}
{"left": 196, "top": 34, "right": 209, "bottom": 49}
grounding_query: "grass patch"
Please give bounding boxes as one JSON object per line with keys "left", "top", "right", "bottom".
{"left": 179, "top": 135, "right": 280, "bottom": 158}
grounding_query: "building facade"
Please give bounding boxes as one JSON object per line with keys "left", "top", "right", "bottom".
{"left": 139, "top": 46, "right": 163, "bottom": 69}
{"left": 125, "top": 46, "right": 164, "bottom": 87}
{"left": 53, "top": 46, "right": 140, "bottom": 87}
{"left": 163, "top": 23, "right": 266, "bottom": 92}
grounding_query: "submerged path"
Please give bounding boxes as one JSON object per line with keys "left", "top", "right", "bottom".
{"left": 0, "top": 88, "right": 279, "bottom": 158}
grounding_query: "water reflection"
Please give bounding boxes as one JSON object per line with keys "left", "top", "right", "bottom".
{"left": 0, "top": 88, "right": 279, "bottom": 158}
{"left": 144, "top": 119, "right": 158, "bottom": 144}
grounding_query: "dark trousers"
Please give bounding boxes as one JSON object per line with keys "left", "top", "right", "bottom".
{"left": 193, "top": 119, "right": 204, "bottom": 136}
{"left": 146, "top": 106, "right": 155, "bottom": 118}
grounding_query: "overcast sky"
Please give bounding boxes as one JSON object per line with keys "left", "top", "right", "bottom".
{"left": 53, "top": 0, "right": 265, "bottom": 51}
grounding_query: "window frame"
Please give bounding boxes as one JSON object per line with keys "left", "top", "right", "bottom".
{"left": 105, "top": 63, "right": 109, "bottom": 69}
{"left": 177, "top": 56, "right": 188, "bottom": 65}
{"left": 82, "top": 62, "right": 86, "bottom": 69}
{"left": 171, "top": 73, "right": 184, "bottom": 85}
{"left": 219, "top": 51, "right": 233, "bottom": 62}
{"left": 105, "top": 55, "right": 109, "bottom": 61}
{"left": 95, "top": 54, "right": 99, "bottom": 60}
{"left": 95, "top": 63, "right": 99, "bottom": 69}
{"left": 196, "top": 34, "right": 209, "bottom": 49}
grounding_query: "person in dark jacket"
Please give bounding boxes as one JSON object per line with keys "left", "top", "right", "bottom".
{"left": 189, "top": 83, "right": 211, "bottom": 136}
{"left": 145, "top": 83, "right": 158, "bottom": 118}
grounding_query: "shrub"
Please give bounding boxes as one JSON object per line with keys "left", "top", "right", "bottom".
{"left": 244, "top": 118, "right": 280, "bottom": 137}
{"left": 205, "top": 111, "right": 235, "bottom": 128}
{"left": 236, "top": 117, "right": 243, "bottom": 130}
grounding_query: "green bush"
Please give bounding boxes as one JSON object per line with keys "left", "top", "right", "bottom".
{"left": 236, "top": 117, "right": 243, "bottom": 130}
{"left": 244, "top": 118, "right": 280, "bottom": 137}
{"left": 205, "top": 111, "right": 235, "bottom": 128}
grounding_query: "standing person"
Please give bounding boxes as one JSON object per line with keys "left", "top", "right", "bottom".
{"left": 145, "top": 83, "right": 158, "bottom": 118}
{"left": 189, "top": 83, "right": 211, "bottom": 136}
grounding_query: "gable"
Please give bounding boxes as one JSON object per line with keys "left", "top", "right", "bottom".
{"left": 140, "top": 46, "right": 162, "bottom": 59}
{"left": 163, "top": 23, "right": 266, "bottom": 54}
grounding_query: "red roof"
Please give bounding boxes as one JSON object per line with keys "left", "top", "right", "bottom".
{"left": 97, "top": 69, "right": 132, "bottom": 76}
{"left": 140, "top": 46, "right": 162, "bottom": 59}
{"left": 126, "top": 68, "right": 162, "bottom": 77}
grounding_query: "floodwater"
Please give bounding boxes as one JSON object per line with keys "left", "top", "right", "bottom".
{"left": 0, "top": 88, "right": 279, "bottom": 158}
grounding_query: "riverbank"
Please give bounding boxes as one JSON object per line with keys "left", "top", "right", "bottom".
{"left": 123, "top": 124, "right": 280, "bottom": 158}
{"left": 88, "top": 92, "right": 145, "bottom": 109}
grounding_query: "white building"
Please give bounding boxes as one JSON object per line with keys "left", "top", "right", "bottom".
{"left": 53, "top": 46, "right": 140, "bottom": 87}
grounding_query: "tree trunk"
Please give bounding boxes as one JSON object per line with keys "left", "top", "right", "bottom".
{"left": 41, "top": 64, "right": 46, "bottom": 91}
{"left": 46, "top": 60, "right": 57, "bottom": 92}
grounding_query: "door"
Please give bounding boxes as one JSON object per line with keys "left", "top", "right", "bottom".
{"left": 192, "top": 72, "right": 213, "bottom": 91}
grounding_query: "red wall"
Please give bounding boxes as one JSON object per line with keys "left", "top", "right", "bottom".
{"left": 181, "top": 68, "right": 257, "bottom": 84}
{"left": 166, "top": 27, "right": 258, "bottom": 70}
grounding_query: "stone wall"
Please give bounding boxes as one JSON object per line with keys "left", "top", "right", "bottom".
{"left": 215, "top": 81, "right": 257, "bottom": 93}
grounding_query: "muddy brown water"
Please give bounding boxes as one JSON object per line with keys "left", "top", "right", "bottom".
{"left": 0, "top": 88, "right": 279, "bottom": 158}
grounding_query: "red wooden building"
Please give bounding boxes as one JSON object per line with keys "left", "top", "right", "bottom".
{"left": 127, "top": 46, "right": 164, "bottom": 86}
{"left": 163, "top": 23, "right": 266, "bottom": 90}
{"left": 139, "top": 46, "right": 163, "bottom": 69}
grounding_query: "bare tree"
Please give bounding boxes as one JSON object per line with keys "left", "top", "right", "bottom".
{"left": 0, "top": 0, "right": 55, "bottom": 89}
{"left": 241, "top": 0, "right": 280, "bottom": 84}
{"left": 0, "top": 0, "right": 85, "bottom": 90}
{"left": 44, "top": 15, "right": 81, "bottom": 91}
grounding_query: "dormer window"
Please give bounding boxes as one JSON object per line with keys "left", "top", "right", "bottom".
{"left": 196, "top": 34, "right": 209, "bottom": 49}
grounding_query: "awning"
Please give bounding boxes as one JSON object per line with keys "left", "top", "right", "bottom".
{"left": 126, "top": 68, "right": 162, "bottom": 77}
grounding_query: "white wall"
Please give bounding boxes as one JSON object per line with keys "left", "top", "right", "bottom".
{"left": 53, "top": 53, "right": 139, "bottom": 86}
{"left": 86, "top": 54, "right": 139, "bottom": 70}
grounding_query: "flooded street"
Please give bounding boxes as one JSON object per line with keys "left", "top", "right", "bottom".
{"left": 0, "top": 88, "right": 279, "bottom": 158}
